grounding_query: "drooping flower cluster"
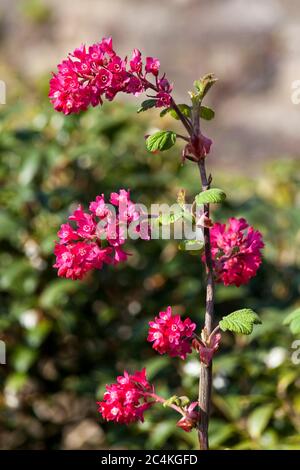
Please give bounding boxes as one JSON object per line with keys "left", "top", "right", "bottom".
{"left": 97, "top": 369, "right": 154, "bottom": 424}
{"left": 54, "top": 189, "right": 148, "bottom": 280}
{"left": 206, "top": 217, "right": 264, "bottom": 287}
{"left": 148, "top": 306, "right": 196, "bottom": 359}
{"left": 49, "top": 37, "right": 173, "bottom": 114}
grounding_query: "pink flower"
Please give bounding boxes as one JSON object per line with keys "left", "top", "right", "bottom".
{"left": 96, "top": 68, "right": 113, "bottom": 89}
{"left": 97, "top": 368, "right": 154, "bottom": 424}
{"left": 89, "top": 195, "right": 109, "bottom": 218}
{"left": 57, "top": 223, "right": 78, "bottom": 244}
{"left": 69, "top": 205, "right": 96, "bottom": 239}
{"left": 49, "top": 38, "right": 171, "bottom": 114}
{"left": 145, "top": 57, "right": 160, "bottom": 76}
{"left": 113, "top": 246, "right": 129, "bottom": 264}
{"left": 148, "top": 306, "right": 196, "bottom": 359}
{"left": 205, "top": 218, "right": 264, "bottom": 287}
{"left": 110, "top": 189, "right": 140, "bottom": 224}
{"left": 130, "top": 49, "right": 142, "bottom": 73}
{"left": 176, "top": 402, "right": 199, "bottom": 432}
{"left": 155, "top": 91, "right": 172, "bottom": 108}
{"left": 126, "top": 76, "right": 144, "bottom": 96}
{"left": 107, "top": 56, "right": 126, "bottom": 74}
{"left": 53, "top": 190, "right": 149, "bottom": 279}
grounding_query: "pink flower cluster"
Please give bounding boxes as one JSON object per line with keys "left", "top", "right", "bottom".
{"left": 54, "top": 189, "right": 148, "bottom": 280}
{"left": 206, "top": 217, "right": 264, "bottom": 287}
{"left": 49, "top": 37, "right": 173, "bottom": 114}
{"left": 148, "top": 306, "right": 196, "bottom": 359}
{"left": 97, "top": 369, "right": 154, "bottom": 424}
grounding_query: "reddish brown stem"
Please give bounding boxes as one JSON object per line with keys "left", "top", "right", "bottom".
{"left": 172, "top": 97, "right": 215, "bottom": 450}
{"left": 197, "top": 159, "right": 214, "bottom": 450}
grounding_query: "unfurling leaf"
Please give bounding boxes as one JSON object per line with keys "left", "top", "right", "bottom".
{"left": 194, "top": 73, "right": 218, "bottom": 99}
{"left": 163, "top": 395, "right": 181, "bottom": 408}
{"left": 146, "top": 130, "right": 177, "bottom": 152}
{"left": 195, "top": 188, "right": 226, "bottom": 205}
{"left": 219, "top": 309, "right": 262, "bottom": 335}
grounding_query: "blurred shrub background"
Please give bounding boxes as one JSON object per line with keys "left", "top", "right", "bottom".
{"left": 0, "top": 0, "right": 300, "bottom": 450}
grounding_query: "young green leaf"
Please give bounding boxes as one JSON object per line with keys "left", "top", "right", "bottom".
{"left": 219, "top": 309, "right": 262, "bottom": 335}
{"left": 137, "top": 99, "right": 157, "bottom": 113}
{"left": 160, "top": 104, "right": 191, "bottom": 120}
{"left": 194, "top": 73, "right": 218, "bottom": 99}
{"left": 163, "top": 395, "right": 181, "bottom": 408}
{"left": 195, "top": 188, "right": 226, "bottom": 205}
{"left": 146, "top": 130, "right": 177, "bottom": 152}
{"left": 200, "top": 106, "right": 215, "bottom": 120}
{"left": 283, "top": 308, "right": 300, "bottom": 334}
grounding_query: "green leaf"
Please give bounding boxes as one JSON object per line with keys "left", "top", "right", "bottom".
{"left": 178, "top": 239, "right": 204, "bottom": 253}
{"left": 195, "top": 188, "right": 227, "bottom": 205}
{"left": 146, "top": 130, "right": 177, "bottom": 152}
{"left": 200, "top": 106, "right": 215, "bottom": 120}
{"left": 283, "top": 308, "right": 300, "bottom": 334}
{"left": 137, "top": 99, "right": 157, "bottom": 113}
{"left": 247, "top": 404, "right": 274, "bottom": 439}
{"left": 219, "top": 309, "right": 262, "bottom": 335}
{"left": 160, "top": 104, "right": 191, "bottom": 120}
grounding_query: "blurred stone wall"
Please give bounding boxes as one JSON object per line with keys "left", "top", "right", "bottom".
{"left": 1, "top": 0, "right": 300, "bottom": 172}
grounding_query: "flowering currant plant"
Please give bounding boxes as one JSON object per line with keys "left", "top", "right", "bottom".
{"left": 50, "top": 37, "right": 264, "bottom": 450}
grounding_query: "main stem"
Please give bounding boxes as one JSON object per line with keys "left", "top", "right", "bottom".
{"left": 197, "top": 159, "right": 214, "bottom": 450}
{"left": 191, "top": 97, "right": 214, "bottom": 449}
{"left": 175, "top": 97, "right": 215, "bottom": 450}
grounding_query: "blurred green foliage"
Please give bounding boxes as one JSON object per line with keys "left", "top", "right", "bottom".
{"left": 0, "top": 90, "right": 300, "bottom": 449}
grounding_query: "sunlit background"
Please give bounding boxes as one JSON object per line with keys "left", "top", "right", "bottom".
{"left": 0, "top": 0, "right": 299, "bottom": 449}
